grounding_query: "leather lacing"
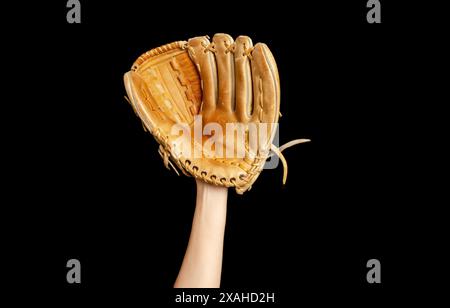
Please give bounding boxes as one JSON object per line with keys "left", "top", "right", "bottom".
{"left": 202, "top": 42, "right": 217, "bottom": 53}
{"left": 156, "top": 134, "right": 310, "bottom": 188}
{"left": 201, "top": 41, "right": 253, "bottom": 58}
{"left": 224, "top": 42, "right": 236, "bottom": 54}
{"left": 269, "top": 139, "right": 311, "bottom": 185}
{"left": 242, "top": 46, "right": 254, "bottom": 59}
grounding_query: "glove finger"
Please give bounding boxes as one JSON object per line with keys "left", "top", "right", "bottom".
{"left": 250, "top": 43, "right": 280, "bottom": 124}
{"left": 124, "top": 71, "right": 167, "bottom": 132}
{"left": 187, "top": 36, "right": 218, "bottom": 115}
{"left": 234, "top": 35, "right": 254, "bottom": 123}
{"left": 212, "top": 33, "right": 235, "bottom": 112}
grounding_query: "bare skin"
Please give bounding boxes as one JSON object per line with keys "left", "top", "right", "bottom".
{"left": 174, "top": 180, "right": 228, "bottom": 288}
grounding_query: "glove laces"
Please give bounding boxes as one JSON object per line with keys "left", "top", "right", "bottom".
{"left": 269, "top": 139, "right": 311, "bottom": 185}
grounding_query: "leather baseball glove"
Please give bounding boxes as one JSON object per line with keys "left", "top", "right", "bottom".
{"left": 124, "top": 33, "right": 309, "bottom": 194}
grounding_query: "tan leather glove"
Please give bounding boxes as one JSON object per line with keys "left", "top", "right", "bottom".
{"left": 124, "top": 33, "right": 308, "bottom": 194}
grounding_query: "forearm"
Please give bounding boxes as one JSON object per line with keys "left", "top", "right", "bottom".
{"left": 174, "top": 180, "right": 228, "bottom": 288}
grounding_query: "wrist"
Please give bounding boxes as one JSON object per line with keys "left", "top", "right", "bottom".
{"left": 196, "top": 180, "right": 228, "bottom": 207}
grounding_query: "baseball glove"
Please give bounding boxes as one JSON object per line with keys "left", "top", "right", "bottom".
{"left": 124, "top": 33, "right": 309, "bottom": 194}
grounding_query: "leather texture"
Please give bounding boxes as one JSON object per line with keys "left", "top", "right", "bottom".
{"left": 124, "top": 34, "right": 281, "bottom": 194}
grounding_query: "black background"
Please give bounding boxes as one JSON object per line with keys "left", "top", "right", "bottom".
{"left": 6, "top": 0, "right": 447, "bottom": 306}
